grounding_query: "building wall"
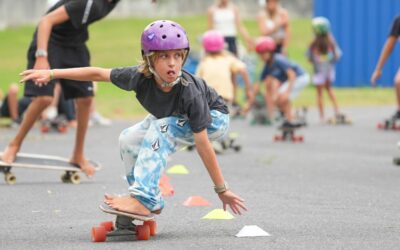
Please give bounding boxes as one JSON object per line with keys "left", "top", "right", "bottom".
{"left": 314, "top": 0, "right": 400, "bottom": 87}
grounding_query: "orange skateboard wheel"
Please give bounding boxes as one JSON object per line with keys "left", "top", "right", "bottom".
{"left": 100, "top": 221, "right": 114, "bottom": 232}
{"left": 136, "top": 224, "right": 150, "bottom": 240}
{"left": 144, "top": 221, "right": 157, "bottom": 236}
{"left": 91, "top": 226, "right": 107, "bottom": 242}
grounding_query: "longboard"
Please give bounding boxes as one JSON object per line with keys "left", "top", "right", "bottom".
{"left": 41, "top": 116, "right": 69, "bottom": 133}
{"left": 327, "top": 114, "right": 352, "bottom": 125}
{"left": 274, "top": 127, "right": 304, "bottom": 142}
{"left": 0, "top": 152, "right": 101, "bottom": 184}
{"left": 91, "top": 204, "right": 156, "bottom": 242}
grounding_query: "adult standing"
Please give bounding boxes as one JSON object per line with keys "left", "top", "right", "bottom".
{"left": 1, "top": 0, "right": 120, "bottom": 177}
{"left": 371, "top": 16, "right": 400, "bottom": 121}
{"left": 207, "top": 0, "right": 253, "bottom": 56}
{"left": 257, "top": 0, "right": 290, "bottom": 55}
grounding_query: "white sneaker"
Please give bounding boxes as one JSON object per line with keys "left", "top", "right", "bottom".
{"left": 90, "top": 112, "right": 112, "bottom": 126}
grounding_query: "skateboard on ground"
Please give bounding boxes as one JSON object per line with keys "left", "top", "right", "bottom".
{"left": 274, "top": 127, "right": 304, "bottom": 142}
{"left": 327, "top": 114, "right": 352, "bottom": 125}
{"left": 0, "top": 152, "right": 101, "bottom": 185}
{"left": 186, "top": 132, "right": 241, "bottom": 154}
{"left": 91, "top": 204, "right": 157, "bottom": 242}
{"left": 41, "top": 115, "right": 69, "bottom": 133}
{"left": 377, "top": 118, "right": 400, "bottom": 130}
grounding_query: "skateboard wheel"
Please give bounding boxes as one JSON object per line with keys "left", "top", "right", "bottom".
{"left": 273, "top": 135, "right": 281, "bottom": 141}
{"left": 5, "top": 173, "right": 16, "bottom": 185}
{"left": 41, "top": 126, "right": 50, "bottom": 133}
{"left": 136, "top": 224, "right": 150, "bottom": 240}
{"left": 100, "top": 221, "right": 114, "bottom": 232}
{"left": 393, "top": 157, "right": 400, "bottom": 166}
{"left": 70, "top": 172, "right": 81, "bottom": 184}
{"left": 91, "top": 226, "right": 107, "bottom": 242}
{"left": 61, "top": 173, "right": 70, "bottom": 183}
{"left": 144, "top": 221, "right": 157, "bottom": 236}
{"left": 58, "top": 126, "right": 67, "bottom": 133}
{"left": 298, "top": 136, "right": 304, "bottom": 142}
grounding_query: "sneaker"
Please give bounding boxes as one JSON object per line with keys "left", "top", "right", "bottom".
{"left": 391, "top": 110, "right": 400, "bottom": 120}
{"left": 90, "top": 112, "right": 112, "bottom": 126}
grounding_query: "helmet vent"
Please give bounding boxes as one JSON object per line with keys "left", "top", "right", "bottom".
{"left": 177, "top": 34, "right": 181, "bottom": 38}
{"left": 162, "top": 35, "right": 167, "bottom": 39}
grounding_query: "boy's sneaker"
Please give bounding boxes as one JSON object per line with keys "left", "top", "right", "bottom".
{"left": 391, "top": 110, "right": 400, "bottom": 121}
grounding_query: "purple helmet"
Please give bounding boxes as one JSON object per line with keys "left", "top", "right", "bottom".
{"left": 141, "top": 20, "right": 190, "bottom": 55}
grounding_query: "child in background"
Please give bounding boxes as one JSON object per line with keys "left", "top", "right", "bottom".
{"left": 255, "top": 36, "right": 310, "bottom": 128}
{"left": 196, "top": 30, "right": 253, "bottom": 115}
{"left": 20, "top": 20, "right": 247, "bottom": 216}
{"left": 0, "top": 83, "right": 32, "bottom": 128}
{"left": 307, "top": 17, "right": 343, "bottom": 123}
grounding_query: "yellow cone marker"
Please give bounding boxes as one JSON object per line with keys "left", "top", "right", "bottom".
{"left": 166, "top": 164, "right": 189, "bottom": 174}
{"left": 202, "top": 209, "right": 234, "bottom": 220}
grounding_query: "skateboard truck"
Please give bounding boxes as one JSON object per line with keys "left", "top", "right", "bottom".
{"left": 274, "top": 128, "right": 304, "bottom": 142}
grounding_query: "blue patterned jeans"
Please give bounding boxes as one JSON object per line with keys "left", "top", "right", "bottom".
{"left": 118, "top": 110, "right": 229, "bottom": 211}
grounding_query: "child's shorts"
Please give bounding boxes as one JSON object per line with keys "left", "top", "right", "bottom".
{"left": 24, "top": 44, "right": 94, "bottom": 100}
{"left": 313, "top": 68, "right": 335, "bottom": 86}
{"left": 278, "top": 73, "right": 310, "bottom": 101}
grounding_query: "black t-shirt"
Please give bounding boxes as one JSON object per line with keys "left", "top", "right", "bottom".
{"left": 30, "top": 0, "right": 118, "bottom": 48}
{"left": 389, "top": 16, "right": 400, "bottom": 38}
{"left": 110, "top": 67, "right": 229, "bottom": 133}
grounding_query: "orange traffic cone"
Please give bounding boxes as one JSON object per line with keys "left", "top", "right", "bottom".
{"left": 159, "top": 174, "right": 174, "bottom": 197}
{"left": 182, "top": 196, "right": 211, "bottom": 207}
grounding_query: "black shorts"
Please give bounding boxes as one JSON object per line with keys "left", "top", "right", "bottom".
{"left": 0, "top": 96, "right": 32, "bottom": 119}
{"left": 24, "top": 44, "right": 94, "bottom": 100}
{"left": 224, "top": 36, "right": 238, "bottom": 56}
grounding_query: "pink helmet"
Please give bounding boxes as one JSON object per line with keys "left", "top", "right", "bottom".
{"left": 202, "top": 30, "right": 225, "bottom": 52}
{"left": 255, "top": 37, "right": 276, "bottom": 54}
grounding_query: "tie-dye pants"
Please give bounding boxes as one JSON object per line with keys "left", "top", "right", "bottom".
{"left": 118, "top": 110, "right": 229, "bottom": 211}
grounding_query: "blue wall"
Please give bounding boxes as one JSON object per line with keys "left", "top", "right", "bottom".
{"left": 314, "top": 0, "right": 400, "bottom": 87}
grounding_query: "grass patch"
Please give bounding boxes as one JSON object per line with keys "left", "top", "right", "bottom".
{"left": 0, "top": 16, "right": 395, "bottom": 118}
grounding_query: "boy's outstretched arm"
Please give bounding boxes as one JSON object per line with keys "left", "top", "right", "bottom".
{"left": 20, "top": 67, "right": 112, "bottom": 86}
{"left": 371, "top": 36, "right": 397, "bottom": 85}
{"left": 193, "top": 129, "right": 247, "bottom": 215}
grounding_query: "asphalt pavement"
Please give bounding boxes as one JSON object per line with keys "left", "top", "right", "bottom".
{"left": 0, "top": 106, "right": 399, "bottom": 250}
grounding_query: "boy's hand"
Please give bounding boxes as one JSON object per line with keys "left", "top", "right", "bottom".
{"left": 20, "top": 69, "right": 51, "bottom": 86}
{"left": 218, "top": 190, "right": 247, "bottom": 215}
{"left": 371, "top": 70, "right": 381, "bottom": 87}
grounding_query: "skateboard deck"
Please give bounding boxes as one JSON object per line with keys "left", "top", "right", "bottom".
{"left": 0, "top": 152, "right": 101, "bottom": 185}
{"left": 274, "top": 127, "right": 304, "bottom": 142}
{"left": 91, "top": 204, "right": 156, "bottom": 242}
{"left": 327, "top": 114, "right": 352, "bottom": 125}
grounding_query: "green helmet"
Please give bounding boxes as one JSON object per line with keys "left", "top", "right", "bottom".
{"left": 312, "top": 17, "right": 330, "bottom": 36}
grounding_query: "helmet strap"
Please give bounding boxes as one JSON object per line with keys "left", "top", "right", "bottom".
{"left": 146, "top": 56, "right": 182, "bottom": 88}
